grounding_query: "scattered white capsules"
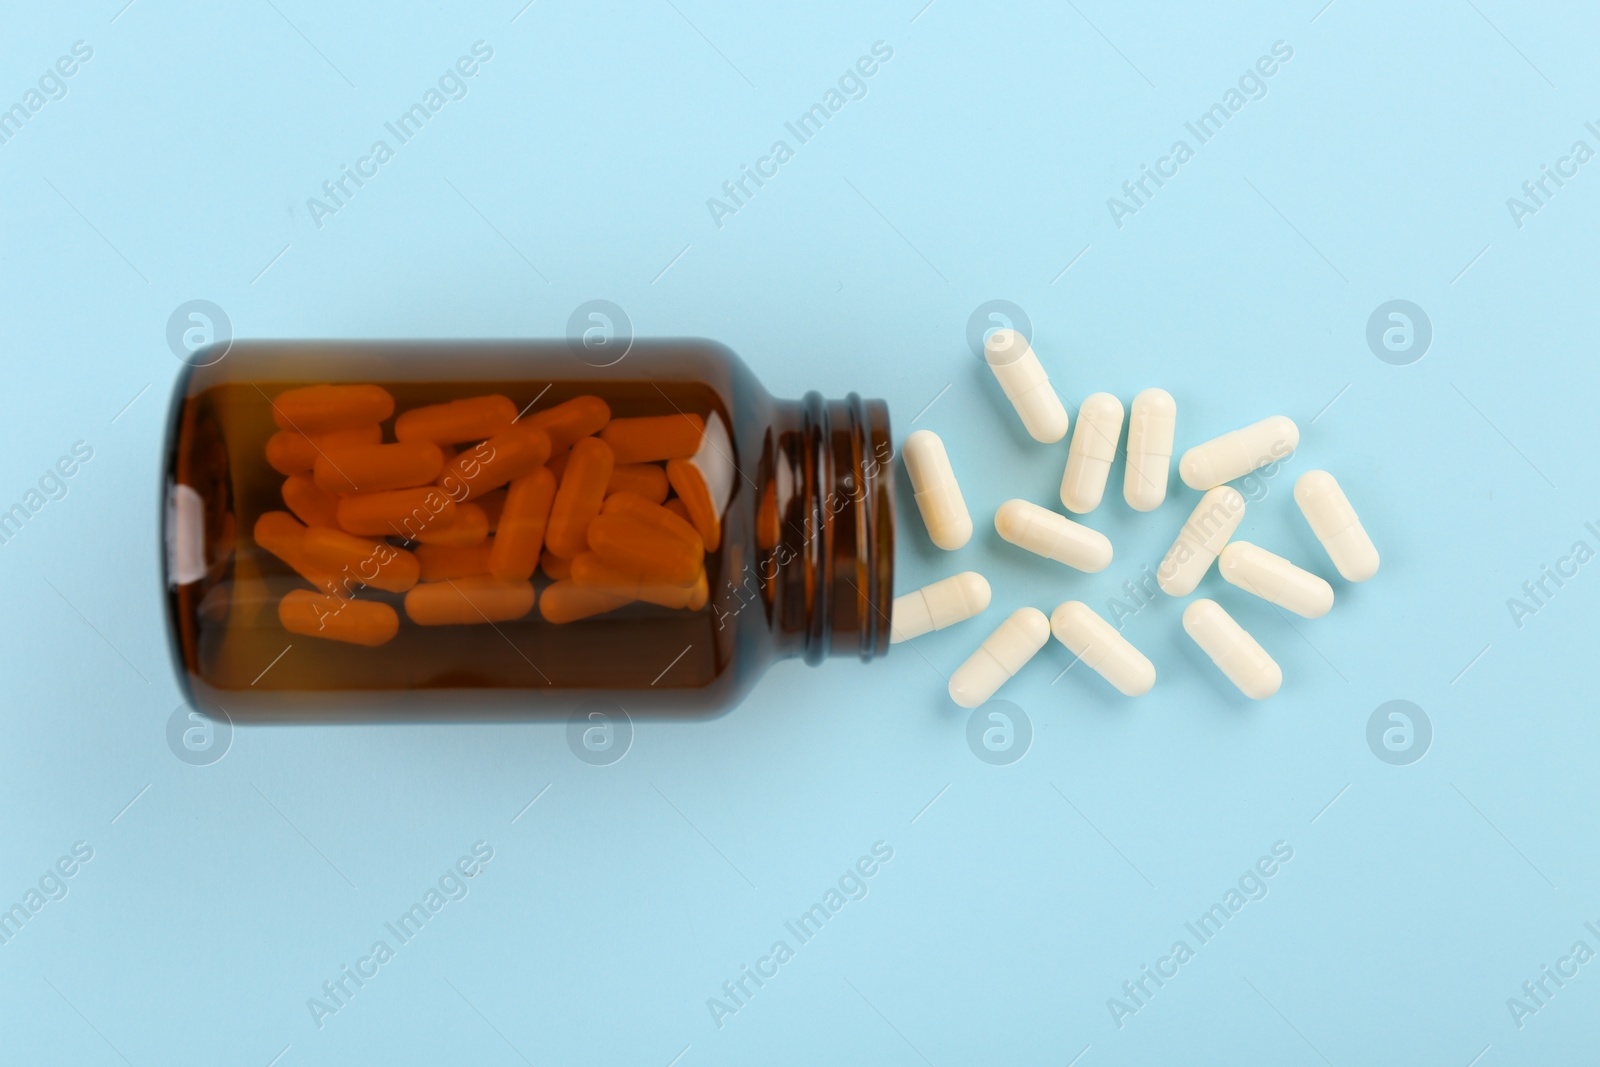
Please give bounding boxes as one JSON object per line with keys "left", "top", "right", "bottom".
{"left": 1179, "top": 415, "right": 1299, "bottom": 490}
{"left": 1218, "top": 541, "right": 1334, "bottom": 619}
{"left": 994, "top": 499, "right": 1113, "bottom": 573}
{"left": 890, "top": 572, "right": 991, "bottom": 644}
{"left": 903, "top": 430, "right": 972, "bottom": 550}
{"left": 1182, "top": 599, "right": 1281, "bottom": 699}
{"left": 1123, "top": 388, "right": 1176, "bottom": 512}
{"left": 1060, "top": 392, "right": 1124, "bottom": 513}
{"left": 983, "top": 329, "right": 1070, "bottom": 443}
{"left": 1294, "top": 470, "right": 1379, "bottom": 582}
{"left": 949, "top": 606, "right": 1051, "bottom": 708}
{"left": 1156, "top": 486, "right": 1245, "bottom": 596}
{"left": 1049, "top": 601, "right": 1156, "bottom": 696}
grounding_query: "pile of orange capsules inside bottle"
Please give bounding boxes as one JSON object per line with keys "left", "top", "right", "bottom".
{"left": 256, "top": 385, "right": 718, "bottom": 646}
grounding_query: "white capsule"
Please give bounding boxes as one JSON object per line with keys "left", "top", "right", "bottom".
{"left": 902, "top": 430, "right": 972, "bottom": 550}
{"left": 1218, "top": 541, "right": 1334, "bottom": 619}
{"left": 1060, "top": 392, "right": 1124, "bottom": 513}
{"left": 1123, "top": 388, "right": 1176, "bottom": 512}
{"left": 994, "top": 499, "right": 1113, "bottom": 573}
{"left": 1048, "top": 601, "right": 1155, "bottom": 696}
{"left": 983, "top": 329, "right": 1070, "bottom": 443}
{"left": 1294, "top": 470, "right": 1379, "bottom": 582}
{"left": 890, "top": 571, "right": 991, "bottom": 644}
{"left": 1182, "top": 598, "right": 1281, "bottom": 699}
{"left": 948, "top": 606, "right": 1051, "bottom": 708}
{"left": 1179, "top": 415, "right": 1299, "bottom": 490}
{"left": 1156, "top": 486, "right": 1245, "bottom": 597}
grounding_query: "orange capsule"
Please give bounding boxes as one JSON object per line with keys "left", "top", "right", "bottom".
{"left": 756, "top": 481, "right": 779, "bottom": 549}
{"left": 538, "top": 579, "right": 633, "bottom": 623}
{"left": 337, "top": 487, "right": 458, "bottom": 538}
{"left": 395, "top": 394, "right": 518, "bottom": 444}
{"left": 665, "top": 458, "right": 721, "bottom": 551}
{"left": 607, "top": 463, "right": 670, "bottom": 504}
{"left": 282, "top": 474, "right": 341, "bottom": 528}
{"left": 300, "top": 527, "right": 419, "bottom": 593}
{"left": 438, "top": 426, "right": 551, "bottom": 502}
{"left": 541, "top": 551, "right": 573, "bottom": 580}
{"left": 415, "top": 542, "right": 494, "bottom": 581}
{"left": 545, "top": 437, "right": 615, "bottom": 558}
{"left": 664, "top": 498, "right": 691, "bottom": 524}
{"left": 411, "top": 503, "right": 489, "bottom": 547}
{"left": 600, "top": 413, "right": 705, "bottom": 464}
{"left": 313, "top": 441, "right": 444, "bottom": 494}
{"left": 489, "top": 467, "right": 558, "bottom": 581}
{"left": 686, "top": 569, "right": 709, "bottom": 611}
{"left": 586, "top": 513, "right": 702, "bottom": 586}
{"left": 254, "top": 510, "right": 308, "bottom": 563}
{"left": 476, "top": 488, "right": 508, "bottom": 531}
{"left": 404, "top": 576, "right": 535, "bottom": 625}
{"left": 265, "top": 425, "right": 382, "bottom": 475}
{"left": 433, "top": 446, "right": 459, "bottom": 492}
{"left": 571, "top": 552, "right": 699, "bottom": 609}
{"left": 279, "top": 590, "right": 400, "bottom": 646}
{"left": 271, "top": 384, "right": 394, "bottom": 434}
{"left": 602, "top": 491, "right": 706, "bottom": 551}
{"left": 253, "top": 511, "right": 336, "bottom": 590}
{"left": 521, "top": 395, "right": 611, "bottom": 451}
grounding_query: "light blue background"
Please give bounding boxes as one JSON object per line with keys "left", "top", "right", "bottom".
{"left": 1, "top": 0, "right": 1596, "bottom": 1063}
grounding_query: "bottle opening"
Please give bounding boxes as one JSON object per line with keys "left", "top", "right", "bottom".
{"left": 807, "top": 391, "right": 894, "bottom": 663}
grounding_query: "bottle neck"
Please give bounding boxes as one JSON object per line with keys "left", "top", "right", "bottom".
{"left": 766, "top": 392, "right": 894, "bottom": 665}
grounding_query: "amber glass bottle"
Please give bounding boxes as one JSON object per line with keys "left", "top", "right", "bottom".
{"left": 161, "top": 341, "right": 894, "bottom": 720}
